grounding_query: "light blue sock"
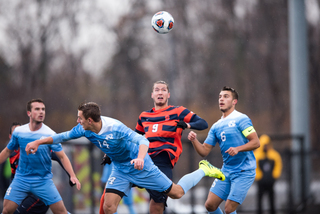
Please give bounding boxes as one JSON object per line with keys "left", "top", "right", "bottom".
{"left": 127, "top": 205, "right": 136, "bottom": 214}
{"left": 230, "top": 211, "right": 237, "bottom": 214}
{"left": 208, "top": 207, "right": 223, "bottom": 214}
{"left": 177, "top": 169, "right": 205, "bottom": 194}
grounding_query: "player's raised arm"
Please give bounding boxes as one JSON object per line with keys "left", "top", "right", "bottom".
{"left": 25, "top": 136, "right": 53, "bottom": 155}
{"left": 188, "top": 131, "right": 213, "bottom": 157}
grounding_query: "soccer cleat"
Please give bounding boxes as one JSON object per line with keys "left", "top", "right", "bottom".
{"left": 199, "top": 160, "right": 225, "bottom": 181}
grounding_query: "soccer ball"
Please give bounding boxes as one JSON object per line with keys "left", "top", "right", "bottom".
{"left": 151, "top": 11, "right": 174, "bottom": 34}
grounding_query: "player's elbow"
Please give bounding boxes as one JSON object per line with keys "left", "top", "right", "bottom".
{"left": 254, "top": 140, "right": 260, "bottom": 149}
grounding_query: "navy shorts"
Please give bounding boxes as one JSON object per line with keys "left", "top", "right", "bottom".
{"left": 146, "top": 152, "right": 173, "bottom": 205}
{"left": 14, "top": 194, "right": 49, "bottom": 214}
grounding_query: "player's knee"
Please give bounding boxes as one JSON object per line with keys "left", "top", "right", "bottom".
{"left": 169, "top": 191, "right": 184, "bottom": 199}
{"left": 103, "top": 203, "right": 117, "bottom": 214}
{"left": 224, "top": 206, "right": 236, "bottom": 214}
{"left": 168, "top": 184, "right": 185, "bottom": 199}
{"left": 205, "top": 201, "right": 219, "bottom": 212}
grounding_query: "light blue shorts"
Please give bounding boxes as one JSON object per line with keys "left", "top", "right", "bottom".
{"left": 106, "top": 164, "right": 172, "bottom": 197}
{"left": 210, "top": 169, "right": 255, "bottom": 204}
{"left": 4, "top": 177, "right": 62, "bottom": 206}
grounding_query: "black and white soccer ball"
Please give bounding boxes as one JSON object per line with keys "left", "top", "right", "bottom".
{"left": 151, "top": 11, "right": 174, "bottom": 34}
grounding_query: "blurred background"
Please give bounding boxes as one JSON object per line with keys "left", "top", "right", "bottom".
{"left": 0, "top": 0, "right": 319, "bottom": 213}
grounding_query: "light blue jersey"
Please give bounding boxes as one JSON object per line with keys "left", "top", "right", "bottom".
{"left": 5, "top": 123, "right": 64, "bottom": 205}
{"left": 52, "top": 116, "right": 154, "bottom": 173}
{"left": 7, "top": 124, "right": 62, "bottom": 180}
{"left": 204, "top": 110, "right": 256, "bottom": 173}
{"left": 52, "top": 116, "right": 173, "bottom": 195}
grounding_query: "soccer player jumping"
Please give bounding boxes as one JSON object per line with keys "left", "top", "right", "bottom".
{"left": 135, "top": 80, "right": 209, "bottom": 214}
{"left": 25, "top": 101, "right": 225, "bottom": 214}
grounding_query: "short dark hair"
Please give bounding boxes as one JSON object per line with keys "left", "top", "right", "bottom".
{"left": 78, "top": 102, "right": 101, "bottom": 122}
{"left": 27, "top": 98, "right": 44, "bottom": 112}
{"left": 10, "top": 122, "right": 22, "bottom": 134}
{"left": 152, "top": 80, "right": 169, "bottom": 92}
{"left": 221, "top": 86, "right": 238, "bottom": 100}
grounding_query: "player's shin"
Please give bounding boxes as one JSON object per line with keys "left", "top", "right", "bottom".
{"left": 176, "top": 169, "right": 205, "bottom": 194}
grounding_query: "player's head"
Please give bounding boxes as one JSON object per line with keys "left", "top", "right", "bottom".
{"left": 152, "top": 80, "right": 169, "bottom": 92}
{"left": 152, "top": 80, "right": 170, "bottom": 108}
{"left": 221, "top": 86, "right": 238, "bottom": 100}
{"left": 26, "top": 98, "right": 45, "bottom": 123}
{"left": 9, "top": 122, "right": 22, "bottom": 139}
{"left": 219, "top": 86, "right": 238, "bottom": 113}
{"left": 77, "top": 102, "right": 101, "bottom": 130}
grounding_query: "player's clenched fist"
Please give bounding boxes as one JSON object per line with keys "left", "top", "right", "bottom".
{"left": 130, "top": 158, "right": 144, "bottom": 170}
{"left": 25, "top": 141, "right": 39, "bottom": 155}
{"left": 188, "top": 131, "right": 197, "bottom": 142}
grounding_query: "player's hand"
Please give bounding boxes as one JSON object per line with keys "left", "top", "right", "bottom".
{"left": 25, "top": 141, "right": 39, "bottom": 155}
{"left": 188, "top": 131, "right": 197, "bottom": 141}
{"left": 100, "top": 154, "right": 112, "bottom": 165}
{"left": 69, "top": 176, "right": 81, "bottom": 190}
{"left": 176, "top": 121, "right": 188, "bottom": 130}
{"left": 130, "top": 158, "right": 144, "bottom": 170}
{"left": 225, "top": 147, "right": 239, "bottom": 156}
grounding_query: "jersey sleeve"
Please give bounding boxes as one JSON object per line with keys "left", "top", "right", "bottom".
{"left": 238, "top": 115, "right": 255, "bottom": 137}
{"left": 204, "top": 124, "right": 218, "bottom": 146}
{"left": 116, "top": 123, "right": 149, "bottom": 147}
{"left": 7, "top": 133, "right": 19, "bottom": 151}
{"left": 49, "top": 143, "right": 63, "bottom": 152}
{"left": 52, "top": 124, "right": 84, "bottom": 144}
{"left": 179, "top": 107, "right": 194, "bottom": 122}
{"left": 135, "top": 115, "right": 145, "bottom": 135}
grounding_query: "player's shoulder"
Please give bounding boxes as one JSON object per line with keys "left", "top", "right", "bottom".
{"left": 228, "top": 110, "right": 250, "bottom": 121}
{"left": 39, "top": 124, "right": 56, "bottom": 135}
{"left": 100, "top": 116, "right": 124, "bottom": 132}
{"left": 167, "top": 105, "right": 188, "bottom": 113}
{"left": 13, "top": 124, "right": 29, "bottom": 133}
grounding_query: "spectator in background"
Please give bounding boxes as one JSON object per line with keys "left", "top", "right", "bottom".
{"left": 254, "top": 134, "right": 283, "bottom": 214}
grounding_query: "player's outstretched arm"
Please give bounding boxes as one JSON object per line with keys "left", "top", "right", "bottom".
{"left": 25, "top": 137, "right": 54, "bottom": 155}
{"left": 55, "top": 150, "right": 81, "bottom": 190}
{"left": 188, "top": 131, "right": 213, "bottom": 157}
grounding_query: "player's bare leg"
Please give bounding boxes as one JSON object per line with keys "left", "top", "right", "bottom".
{"left": 49, "top": 200, "right": 68, "bottom": 214}
{"left": 103, "top": 192, "right": 122, "bottom": 214}
{"left": 165, "top": 183, "right": 185, "bottom": 199}
{"left": 205, "top": 191, "right": 224, "bottom": 212}
{"left": 149, "top": 199, "right": 165, "bottom": 214}
{"left": 2, "top": 199, "right": 19, "bottom": 214}
{"left": 224, "top": 199, "right": 239, "bottom": 214}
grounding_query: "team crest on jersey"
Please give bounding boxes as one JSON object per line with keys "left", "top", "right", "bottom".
{"left": 228, "top": 120, "right": 236, "bottom": 127}
{"left": 105, "top": 134, "right": 113, "bottom": 140}
{"left": 165, "top": 115, "right": 170, "bottom": 121}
